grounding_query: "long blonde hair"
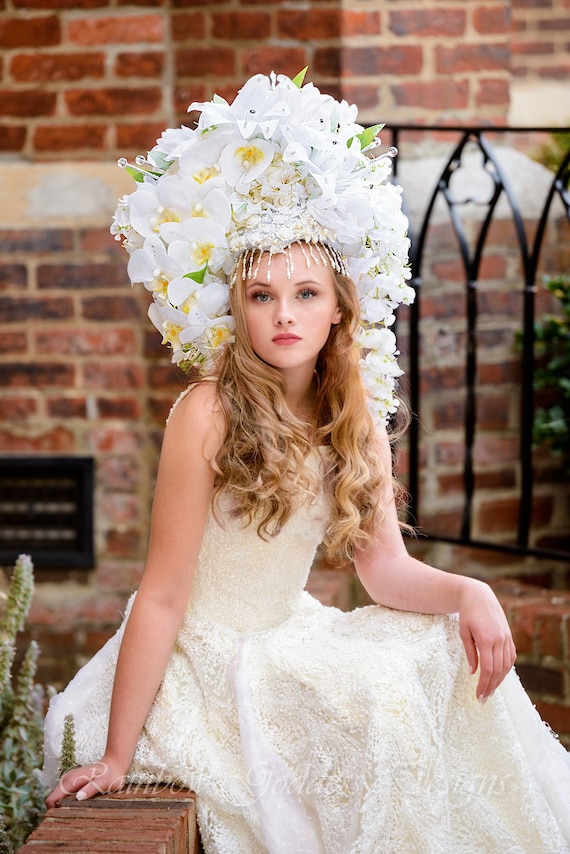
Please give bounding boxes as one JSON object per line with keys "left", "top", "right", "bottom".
{"left": 206, "top": 251, "right": 392, "bottom": 562}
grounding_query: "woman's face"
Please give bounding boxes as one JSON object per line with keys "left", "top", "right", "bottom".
{"left": 242, "top": 245, "right": 342, "bottom": 381}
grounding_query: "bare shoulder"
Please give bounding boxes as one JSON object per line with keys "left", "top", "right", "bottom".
{"left": 164, "top": 381, "right": 223, "bottom": 462}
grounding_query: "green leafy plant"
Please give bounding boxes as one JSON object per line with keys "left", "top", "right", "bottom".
{"left": 532, "top": 275, "right": 570, "bottom": 469}
{"left": 535, "top": 130, "right": 570, "bottom": 173}
{"left": 0, "top": 555, "right": 49, "bottom": 852}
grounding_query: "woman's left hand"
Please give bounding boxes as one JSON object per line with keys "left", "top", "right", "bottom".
{"left": 457, "top": 578, "right": 516, "bottom": 702}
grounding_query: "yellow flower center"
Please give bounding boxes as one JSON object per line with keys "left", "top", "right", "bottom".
{"left": 190, "top": 241, "right": 214, "bottom": 266}
{"left": 235, "top": 144, "right": 266, "bottom": 170}
{"left": 193, "top": 165, "right": 220, "bottom": 184}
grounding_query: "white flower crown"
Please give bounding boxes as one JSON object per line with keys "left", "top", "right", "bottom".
{"left": 111, "top": 69, "right": 414, "bottom": 424}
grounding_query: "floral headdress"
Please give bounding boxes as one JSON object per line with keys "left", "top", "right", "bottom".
{"left": 111, "top": 70, "right": 414, "bottom": 424}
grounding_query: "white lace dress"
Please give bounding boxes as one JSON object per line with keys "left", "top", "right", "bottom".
{"left": 43, "top": 452, "right": 570, "bottom": 853}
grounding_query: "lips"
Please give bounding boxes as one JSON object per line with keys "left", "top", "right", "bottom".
{"left": 272, "top": 334, "right": 301, "bottom": 344}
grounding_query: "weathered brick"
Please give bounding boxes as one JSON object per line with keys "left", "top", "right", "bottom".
{"left": 276, "top": 9, "right": 341, "bottom": 40}
{"left": 0, "top": 264, "right": 27, "bottom": 289}
{"left": 83, "top": 363, "right": 144, "bottom": 390}
{"left": 420, "top": 365, "right": 464, "bottom": 394}
{"left": 391, "top": 80, "right": 469, "bottom": 110}
{"left": 171, "top": 12, "right": 206, "bottom": 41}
{"left": 0, "top": 125, "right": 27, "bottom": 151}
{"left": 436, "top": 43, "right": 511, "bottom": 74}
{"left": 175, "top": 47, "right": 237, "bottom": 77}
{"left": 477, "top": 494, "right": 553, "bottom": 533}
{"left": 33, "top": 124, "right": 108, "bottom": 152}
{"left": 242, "top": 48, "right": 308, "bottom": 78}
{"left": 37, "top": 263, "right": 127, "bottom": 290}
{"left": 0, "top": 296, "right": 73, "bottom": 322}
{"left": 0, "top": 362, "right": 75, "bottom": 388}
{"left": 389, "top": 8, "right": 466, "bottom": 37}
{"left": 0, "top": 395, "right": 37, "bottom": 420}
{"left": 114, "top": 51, "right": 165, "bottom": 78}
{"left": 13, "top": 0, "right": 108, "bottom": 7}
{"left": 0, "top": 90, "right": 56, "bottom": 117}
{"left": 341, "top": 45, "right": 423, "bottom": 76}
{"left": 67, "top": 14, "right": 164, "bottom": 46}
{"left": 97, "top": 397, "right": 142, "bottom": 418}
{"left": 517, "top": 662, "right": 564, "bottom": 698}
{"left": 36, "top": 328, "right": 137, "bottom": 356}
{"left": 341, "top": 10, "right": 381, "bottom": 37}
{"left": 473, "top": 5, "right": 511, "bottom": 35}
{"left": 81, "top": 295, "right": 142, "bottom": 320}
{"left": 86, "top": 426, "right": 144, "bottom": 454}
{"left": 46, "top": 396, "right": 87, "bottom": 418}
{"left": 66, "top": 87, "right": 163, "bottom": 116}
{"left": 0, "top": 228, "right": 73, "bottom": 253}
{"left": 98, "top": 455, "right": 140, "bottom": 491}
{"left": 0, "top": 426, "right": 75, "bottom": 452}
{"left": 10, "top": 52, "right": 105, "bottom": 82}
{"left": 116, "top": 121, "right": 169, "bottom": 151}
{"left": 0, "top": 14, "right": 60, "bottom": 48}
{"left": 213, "top": 11, "right": 272, "bottom": 40}
{"left": 476, "top": 77, "right": 510, "bottom": 106}
{"left": 106, "top": 528, "right": 141, "bottom": 557}
{"left": 0, "top": 330, "right": 26, "bottom": 354}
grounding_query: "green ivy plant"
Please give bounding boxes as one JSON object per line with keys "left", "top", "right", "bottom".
{"left": 532, "top": 275, "right": 570, "bottom": 470}
{"left": 0, "top": 555, "right": 50, "bottom": 852}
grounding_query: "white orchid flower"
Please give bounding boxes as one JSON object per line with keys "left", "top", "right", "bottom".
{"left": 220, "top": 138, "right": 275, "bottom": 193}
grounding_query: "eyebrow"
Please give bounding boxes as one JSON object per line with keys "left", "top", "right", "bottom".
{"left": 245, "top": 278, "right": 323, "bottom": 289}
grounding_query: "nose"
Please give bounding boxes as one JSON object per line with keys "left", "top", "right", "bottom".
{"left": 274, "top": 298, "right": 295, "bottom": 326}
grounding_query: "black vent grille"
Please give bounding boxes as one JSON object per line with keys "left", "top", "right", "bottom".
{"left": 0, "top": 457, "right": 94, "bottom": 568}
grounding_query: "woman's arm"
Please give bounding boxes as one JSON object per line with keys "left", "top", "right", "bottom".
{"left": 46, "top": 383, "right": 222, "bottom": 807}
{"left": 354, "top": 428, "right": 516, "bottom": 702}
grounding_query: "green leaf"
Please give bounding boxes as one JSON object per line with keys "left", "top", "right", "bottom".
{"left": 357, "top": 124, "right": 386, "bottom": 150}
{"left": 125, "top": 165, "right": 145, "bottom": 183}
{"left": 292, "top": 67, "right": 308, "bottom": 89}
{"left": 183, "top": 267, "right": 207, "bottom": 285}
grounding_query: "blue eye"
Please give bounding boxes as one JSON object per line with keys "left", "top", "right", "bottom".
{"left": 253, "top": 292, "right": 271, "bottom": 302}
{"left": 299, "top": 289, "right": 317, "bottom": 299}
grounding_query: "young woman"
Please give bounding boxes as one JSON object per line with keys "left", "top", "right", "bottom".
{"left": 44, "top": 72, "right": 570, "bottom": 852}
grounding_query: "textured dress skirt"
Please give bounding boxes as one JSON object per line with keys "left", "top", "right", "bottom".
{"left": 43, "top": 466, "right": 570, "bottom": 853}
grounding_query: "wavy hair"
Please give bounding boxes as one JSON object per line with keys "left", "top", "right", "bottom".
{"left": 205, "top": 250, "right": 397, "bottom": 562}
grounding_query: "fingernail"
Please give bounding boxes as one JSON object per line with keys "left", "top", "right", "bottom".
{"left": 76, "top": 790, "right": 87, "bottom": 801}
{"left": 479, "top": 695, "right": 488, "bottom": 705}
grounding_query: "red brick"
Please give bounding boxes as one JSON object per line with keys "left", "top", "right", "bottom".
{"left": 0, "top": 14, "right": 60, "bottom": 47}
{"left": 82, "top": 628, "right": 116, "bottom": 655}
{"left": 436, "top": 43, "right": 511, "bottom": 74}
{"left": 10, "top": 52, "right": 105, "bottom": 82}
{"left": 473, "top": 434, "right": 519, "bottom": 465}
{"left": 390, "top": 8, "right": 466, "bottom": 37}
{"left": 341, "top": 84, "right": 380, "bottom": 111}
{"left": 106, "top": 528, "right": 141, "bottom": 557}
{"left": 0, "top": 330, "right": 26, "bottom": 354}
{"left": 341, "top": 10, "right": 381, "bottom": 37}
{"left": 65, "top": 87, "right": 163, "bottom": 116}
{"left": 33, "top": 124, "right": 108, "bottom": 152}
{"left": 473, "top": 5, "right": 511, "bottom": 35}
{"left": 0, "top": 362, "right": 75, "bottom": 388}
{"left": 116, "top": 121, "right": 168, "bottom": 151}
{"left": 37, "top": 262, "right": 127, "bottom": 290}
{"left": 276, "top": 9, "right": 340, "bottom": 39}
{"left": 512, "top": 40, "right": 556, "bottom": 56}
{"left": 67, "top": 14, "right": 164, "bottom": 46}
{"left": 79, "top": 228, "right": 125, "bottom": 256}
{"left": 46, "top": 396, "right": 87, "bottom": 418}
{"left": 175, "top": 47, "right": 237, "bottom": 77}
{"left": 0, "top": 395, "right": 37, "bottom": 420}
{"left": 13, "top": 0, "right": 108, "bottom": 6}
{"left": 97, "top": 397, "right": 142, "bottom": 419}
{"left": 83, "top": 363, "right": 144, "bottom": 390}
{"left": 476, "top": 395, "right": 511, "bottom": 430}
{"left": 341, "top": 45, "right": 423, "bottom": 76}
{"left": 98, "top": 456, "right": 140, "bottom": 491}
{"left": 420, "top": 365, "right": 465, "bottom": 394}
{"left": 36, "top": 328, "right": 137, "bottom": 356}
{"left": 476, "top": 78, "right": 510, "bottom": 106}
{"left": 0, "top": 263, "right": 27, "bottom": 289}
{"left": 478, "top": 361, "right": 521, "bottom": 385}
{"left": 435, "top": 440, "right": 464, "bottom": 466}
{"left": 477, "top": 494, "right": 553, "bottom": 533}
{"left": 86, "top": 426, "right": 144, "bottom": 454}
{"left": 391, "top": 80, "right": 469, "bottom": 110}
{"left": 474, "top": 467, "right": 517, "bottom": 489}
{"left": 0, "top": 228, "right": 73, "bottom": 252}
{"left": 538, "top": 613, "right": 564, "bottom": 657}
{"left": 242, "top": 48, "right": 308, "bottom": 78}
{"left": 0, "top": 90, "right": 56, "bottom": 117}
{"left": 171, "top": 12, "right": 206, "bottom": 41}
{"left": 100, "top": 493, "right": 140, "bottom": 525}
{"left": 0, "top": 296, "right": 73, "bottom": 322}
{"left": 0, "top": 125, "right": 27, "bottom": 151}
{"left": 433, "top": 400, "right": 464, "bottom": 430}
{"left": 538, "top": 17, "right": 570, "bottom": 30}
{"left": 0, "top": 426, "right": 74, "bottom": 452}
{"left": 213, "top": 11, "right": 271, "bottom": 39}
{"left": 82, "top": 295, "right": 142, "bottom": 321}
{"left": 114, "top": 51, "right": 165, "bottom": 78}
{"left": 534, "top": 702, "right": 570, "bottom": 737}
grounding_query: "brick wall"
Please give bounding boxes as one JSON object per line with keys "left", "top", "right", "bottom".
{"left": 1, "top": 1, "right": 569, "bottom": 687}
